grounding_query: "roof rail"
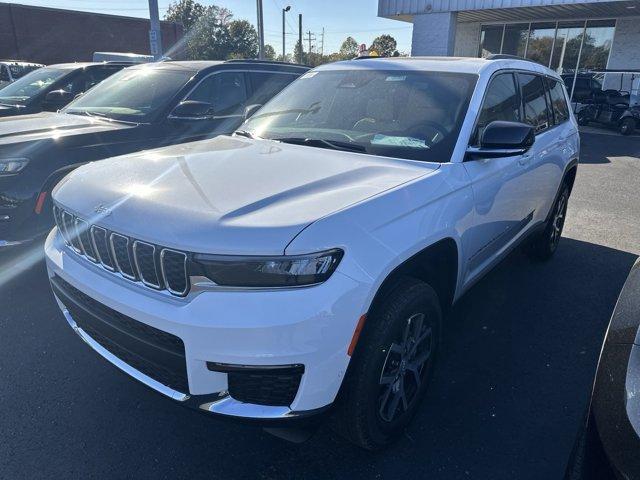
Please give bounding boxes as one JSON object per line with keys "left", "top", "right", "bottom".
{"left": 225, "top": 59, "right": 309, "bottom": 67}
{"left": 486, "top": 54, "right": 532, "bottom": 62}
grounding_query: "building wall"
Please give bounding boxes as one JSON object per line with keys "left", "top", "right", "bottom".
{"left": 453, "top": 22, "right": 480, "bottom": 57}
{"left": 0, "top": 3, "right": 183, "bottom": 65}
{"left": 411, "top": 12, "right": 458, "bottom": 56}
{"left": 607, "top": 17, "right": 640, "bottom": 70}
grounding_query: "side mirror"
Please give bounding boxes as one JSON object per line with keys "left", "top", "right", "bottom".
{"left": 171, "top": 100, "right": 214, "bottom": 119}
{"left": 243, "top": 104, "right": 262, "bottom": 121}
{"left": 43, "top": 90, "right": 74, "bottom": 110}
{"left": 466, "top": 120, "right": 535, "bottom": 159}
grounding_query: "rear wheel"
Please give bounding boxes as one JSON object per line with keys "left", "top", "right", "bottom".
{"left": 527, "top": 184, "right": 569, "bottom": 261}
{"left": 620, "top": 118, "right": 636, "bottom": 136}
{"left": 332, "top": 277, "right": 441, "bottom": 450}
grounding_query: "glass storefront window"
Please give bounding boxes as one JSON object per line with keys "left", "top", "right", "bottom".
{"left": 526, "top": 22, "right": 557, "bottom": 67}
{"left": 580, "top": 20, "right": 616, "bottom": 71}
{"left": 479, "top": 25, "right": 504, "bottom": 58}
{"left": 551, "top": 22, "right": 585, "bottom": 74}
{"left": 502, "top": 23, "right": 529, "bottom": 57}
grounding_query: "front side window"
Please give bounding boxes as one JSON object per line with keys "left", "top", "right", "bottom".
{"left": 0, "top": 67, "right": 68, "bottom": 105}
{"left": 518, "top": 73, "right": 550, "bottom": 133}
{"left": 64, "top": 66, "right": 195, "bottom": 122}
{"left": 242, "top": 69, "right": 477, "bottom": 162}
{"left": 185, "top": 72, "right": 247, "bottom": 116}
{"left": 547, "top": 79, "right": 570, "bottom": 124}
{"left": 476, "top": 73, "right": 521, "bottom": 141}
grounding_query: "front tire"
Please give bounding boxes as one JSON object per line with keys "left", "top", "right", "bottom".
{"left": 332, "top": 277, "right": 441, "bottom": 450}
{"left": 527, "top": 184, "right": 570, "bottom": 261}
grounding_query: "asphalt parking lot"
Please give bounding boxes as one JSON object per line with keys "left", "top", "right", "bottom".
{"left": 1, "top": 131, "right": 638, "bottom": 480}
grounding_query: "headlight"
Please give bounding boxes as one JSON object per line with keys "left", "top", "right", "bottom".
{"left": 0, "top": 158, "right": 29, "bottom": 175}
{"left": 192, "top": 249, "right": 343, "bottom": 287}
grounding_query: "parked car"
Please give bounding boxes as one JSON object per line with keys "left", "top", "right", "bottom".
{"left": 561, "top": 73, "right": 603, "bottom": 104}
{"left": 46, "top": 56, "right": 579, "bottom": 449}
{"left": 0, "top": 62, "right": 132, "bottom": 117}
{"left": 0, "top": 60, "right": 44, "bottom": 89}
{"left": 565, "top": 258, "right": 640, "bottom": 480}
{"left": 0, "top": 60, "right": 308, "bottom": 248}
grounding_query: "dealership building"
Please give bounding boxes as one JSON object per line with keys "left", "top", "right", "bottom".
{"left": 378, "top": 0, "right": 640, "bottom": 73}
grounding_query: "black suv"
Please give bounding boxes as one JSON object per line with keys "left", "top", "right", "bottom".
{"left": 0, "top": 60, "right": 309, "bottom": 247}
{"left": 0, "top": 62, "right": 132, "bottom": 117}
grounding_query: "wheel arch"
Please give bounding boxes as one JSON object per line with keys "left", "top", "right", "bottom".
{"left": 366, "top": 237, "right": 459, "bottom": 318}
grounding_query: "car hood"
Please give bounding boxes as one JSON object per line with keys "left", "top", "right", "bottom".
{"left": 53, "top": 136, "right": 438, "bottom": 255}
{"left": 0, "top": 111, "right": 133, "bottom": 145}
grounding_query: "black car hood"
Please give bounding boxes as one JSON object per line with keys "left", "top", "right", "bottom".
{"left": 0, "top": 104, "right": 21, "bottom": 117}
{"left": 0, "top": 111, "right": 135, "bottom": 146}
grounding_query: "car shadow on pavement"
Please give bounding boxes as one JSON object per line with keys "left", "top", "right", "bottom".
{"left": 1, "top": 238, "right": 637, "bottom": 480}
{"left": 579, "top": 131, "right": 640, "bottom": 164}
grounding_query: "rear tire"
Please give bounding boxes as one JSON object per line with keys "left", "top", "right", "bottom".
{"left": 527, "top": 184, "right": 570, "bottom": 261}
{"left": 332, "top": 277, "right": 441, "bottom": 450}
{"left": 620, "top": 118, "right": 635, "bottom": 136}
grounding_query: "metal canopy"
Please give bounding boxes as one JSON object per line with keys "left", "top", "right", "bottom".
{"left": 458, "top": 1, "right": 640, "bottom": 22}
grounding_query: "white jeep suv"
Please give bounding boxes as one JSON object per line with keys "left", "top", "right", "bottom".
{"left": 45, "top": 56, "right": 579, "bottom": 449}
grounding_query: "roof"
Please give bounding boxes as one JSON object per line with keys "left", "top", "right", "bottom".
{"left": 46, "top": 62, "right": 136, "bottom": 70}
{"left": 126, "top": 59, "right": 309, "bottom": 72}
{"left": 316, "top": 56, "right": 561, "bottom": 78}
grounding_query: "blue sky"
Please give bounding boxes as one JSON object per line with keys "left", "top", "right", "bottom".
{"left": 5, "top": 0, "right": 413, "bottom": 54}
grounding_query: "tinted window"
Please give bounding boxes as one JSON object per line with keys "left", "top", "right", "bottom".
{"left": 64, "top": 67, "right": 194, "bottom": 122}
{"left": 547, "top": 79, "right": 570, "bottom": 124}
{"left": 186, "top": 72, "right": 247, "bottom": 116}
{"left": 247, "top": 72, "right": 296, "bottom": 105}
{"left": 0, "top": 66, "right": 9, "bottom": 82}
{"left": 243, "top": 70, "right": 477, "bottom": 163}
{"left": 477, "top": 73, "right": 520, "bottom": 139}
{"left": 0, "top": 67, "right": 68, "bottom": 105}
{"left": 518, "top": 73, "right": 550, "bottom": 133}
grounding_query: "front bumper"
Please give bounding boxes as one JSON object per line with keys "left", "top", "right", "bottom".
{"left": 45, "top": 228, "right": 369, "bottom": 420}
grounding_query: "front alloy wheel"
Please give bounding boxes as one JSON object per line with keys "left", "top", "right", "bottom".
{"left": 378, "top": 313, "right": 433, "bottom": 423}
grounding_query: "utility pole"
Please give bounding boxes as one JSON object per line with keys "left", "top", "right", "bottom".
{"left": 282, "top": 6, "right": 291, "bottom": 61}
{"left": 320, "top": 28, "right": 325, "bottom": 57}
{"left": 148, "top": 0, "right": 163, "bottom": 60}
{"left": 256, "top": 0, "right": 265, "bottom": 59}
{"left": 307, "top": 30, "right": 313, "bottom": 56}
{"left": 298, "top": 14, "right": 303, "bottom": 64}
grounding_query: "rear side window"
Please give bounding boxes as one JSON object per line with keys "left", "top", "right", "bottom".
{"left": 247, "top": 72, "right": 297, "bottom": 105}
{"left": 477, "top": 73, "right": 521, "bottom": 140}
{"left": 547, "top": 79, "right": 570, "bottom": 124}
{"left": 518, "top": 73, "right": 550, "bottom": 133}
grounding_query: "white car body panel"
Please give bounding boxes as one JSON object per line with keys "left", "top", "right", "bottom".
{"left": 45, "top": 57, "right": 580, "bottom": 418}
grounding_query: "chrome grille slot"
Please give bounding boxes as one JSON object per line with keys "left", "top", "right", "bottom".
{"left": 110, "top": 233, "right": 136, "bottom": 280}
{"left": 133, "top": 241, "right": 161, "bottom": 289}
{"left": 91, "top": 226, "right": 115, "bottom": 271}
{"left": 75, "top": 218, "right": 97, "bottom": 262}
{"left": 61, "top": 211, "right": 82, "bottom": 252}
{"left": 53, "top": 204, "right": 190, "bottom": 297}
{"left": 161, "top": 249, "right": 189, "bottom": 296}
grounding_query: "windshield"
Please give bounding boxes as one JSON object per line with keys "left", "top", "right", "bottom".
{"left": 64, "top": 67, "right": 195, "bottom": 123}
{"left": 242, "top": 69, "right": 477, "bottom": 162}
{"left": 0, "top": 67, "right": 68, "bottom": 105}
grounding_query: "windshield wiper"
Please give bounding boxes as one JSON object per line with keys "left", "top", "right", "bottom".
{"left": 234, "top": 130, "right": 254, "bottom": 138}
{"left": 275, "top": 137, "right": 366, "bottom": 153}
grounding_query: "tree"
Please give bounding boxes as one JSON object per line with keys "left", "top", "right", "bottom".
{"left": 293, "top": 40, "right": 307, "bottom": 64}
{"left": 339, "top": 36, "right": 359, "bottom": 59}
{"left": 227, "top": 20, "right": 258, "bottom": 59}
{"left": 165, "top": 0, "right": 237, "bottom": 60}
{"left": 264, "top": 44, "right": 276, "bottom": 60}
{"left": 370, "top": 34, "right": 398, "bottom": 57}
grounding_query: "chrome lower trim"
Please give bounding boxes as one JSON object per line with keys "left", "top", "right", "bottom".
{"left": 199, "top": 396, "right": 295, "bottom": 418}
{"left": 61, "top": 307, "right": 190, "bottom": 402}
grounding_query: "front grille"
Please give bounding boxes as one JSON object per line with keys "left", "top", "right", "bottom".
{"left": 51, "top": 275, "right": 188, "bottom": 392}
{"left": 53, "top": 205, "right": 190, "bottom": 297}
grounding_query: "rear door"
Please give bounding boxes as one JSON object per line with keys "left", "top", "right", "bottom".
{"left": 462, "top": 72, "right": 534, "bottom": 281}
